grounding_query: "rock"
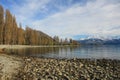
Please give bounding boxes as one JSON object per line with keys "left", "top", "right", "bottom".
{"left": 14, "top": 57, "right": 120, "bottom": 80}
{"left": 80, "top": 63, "right": 83, "bottom": 68}
{"left": 26, "top": 58, "right": 31, "bottom": 62}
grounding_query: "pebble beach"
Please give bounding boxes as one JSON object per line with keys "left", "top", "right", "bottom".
{"left": 14, "top": 57, "right": 120, "bottom": 80}
{"left": 0, "top": 46, "right": 120, "bottom": 80}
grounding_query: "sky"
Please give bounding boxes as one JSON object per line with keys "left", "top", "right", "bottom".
{"left": 0, "top": 0, "right": 120, "bottom": 40}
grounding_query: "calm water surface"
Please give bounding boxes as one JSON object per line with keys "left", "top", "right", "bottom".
{"left": 7, "top": 45, "right": 120, "bottom": 59}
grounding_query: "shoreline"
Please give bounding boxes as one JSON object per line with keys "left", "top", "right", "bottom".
{"left": 0, "top": 45, "right": 79, "bottom": 49}
{"left": 0, "top": 54, "right": 23, "bottom": 80}
{"left": 0, "top": 54, "right": 120, "bottom": 80}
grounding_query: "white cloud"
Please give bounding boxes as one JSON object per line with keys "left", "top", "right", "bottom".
{"left": 11, "top": 0, "right": 50, "bottom": 26}
{"left": 31, "top": 0, "right": 120, "bottom": 38}
{"left": 8, "top": 0, "right": 120, "bottom": 39}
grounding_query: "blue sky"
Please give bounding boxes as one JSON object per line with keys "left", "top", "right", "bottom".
{"left": 0, "top": 0, "right": 120, "bottom": 40}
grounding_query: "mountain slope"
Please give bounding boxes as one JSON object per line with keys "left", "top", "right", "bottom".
{"left": 78, "top": 38, "right": 120, "bottom": 45}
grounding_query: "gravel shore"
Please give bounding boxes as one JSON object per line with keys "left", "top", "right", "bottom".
{"left": 0, "top": 45, "right": 71, "bottom": 49}
{"left": 15, "top": 57, "right": 120, "bottom": 80}
{"left": 0, "top": 54, "right": 22, "bottom": 80}
{"left": 0, "top": 54, "right": 120, "bottom": 80}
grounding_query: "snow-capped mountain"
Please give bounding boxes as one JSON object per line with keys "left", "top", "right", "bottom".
{"left": 78, "top": 38, "right": 120, "bottom": 45}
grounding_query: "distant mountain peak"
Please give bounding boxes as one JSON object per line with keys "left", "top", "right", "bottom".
{"left": 78, "top": 37, "right": 120, "bottom": 45}
{"left": 79, "top": 35, "right": 120, "bottom": 41}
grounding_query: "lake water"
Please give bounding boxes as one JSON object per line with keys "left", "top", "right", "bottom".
{"left": 7, "top": 45, "right": 120, "bottom": 59}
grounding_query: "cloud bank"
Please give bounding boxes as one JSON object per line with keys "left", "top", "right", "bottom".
{"left": 0, "top": 0, "right": 120, "bottom": 39}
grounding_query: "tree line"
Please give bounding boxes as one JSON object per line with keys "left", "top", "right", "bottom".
{"left": 0, "top": 5, "right": 79, "bottom": 45}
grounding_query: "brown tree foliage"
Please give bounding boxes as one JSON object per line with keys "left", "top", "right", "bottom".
{"left": 0, "top": 5, "right": 79, "bottom": 45}
{"left": 18, "top": 23, "right": 25, "bottom": 45}
{"left": 4, "top": 9, "right": 13, "bottom": 44}
{"left": 0, "top": 5, "right": 56, "bottom": 45}
{"left": 11, "top": 16, "right": 18, "bottom": 44}
{"left": 0, "top": 5, "right": 4, "bottom": 44}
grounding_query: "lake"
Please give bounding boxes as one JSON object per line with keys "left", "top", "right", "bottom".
{"left": 7, "top": 45, "right": 120, "bottom": 59}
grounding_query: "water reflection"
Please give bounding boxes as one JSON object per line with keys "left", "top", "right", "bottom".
{"left": 7, "top": 47, "right": 59, "bottom": 56}
{"left": 6, "top": 45, "right": 120, "bottom": 59}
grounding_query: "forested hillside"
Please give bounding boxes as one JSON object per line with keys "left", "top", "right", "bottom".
{"left": 0, "top": 5, "right": 78, "bottom": 45}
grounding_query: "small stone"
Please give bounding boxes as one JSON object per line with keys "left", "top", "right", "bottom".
{"left": 59, "top": 72, "right": 62, "bottom": 76}
{"left": 80, "top": 63, "right": 83, "bottom": 68}
{"left": 26, "top": 59, "right": 31, "bottom": 62}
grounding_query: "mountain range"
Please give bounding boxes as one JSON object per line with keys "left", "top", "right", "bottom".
{"left": 78, "top": 38, "right": 120, "bottom": 45}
